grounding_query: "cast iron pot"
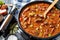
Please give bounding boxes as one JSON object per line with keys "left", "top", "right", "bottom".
{"left": 18, "top": 1, "right": 60, "bottom": 40}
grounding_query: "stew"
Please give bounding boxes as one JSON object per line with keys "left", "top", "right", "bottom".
{"left": 19, "top": 3, "right": 60, "bottom": 38}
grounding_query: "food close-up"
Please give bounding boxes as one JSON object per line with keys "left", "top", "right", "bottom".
{"left": 0, "top": 4, "right": 8, "bottom": 15}
{"left": 0, "top": 1, "right": 8, "bottom": 22}
{"left": 19, "top": 3, "right": 60, "bottom": 38}
{"left": 0, "top": 0, "right": 60, "bottom": 40}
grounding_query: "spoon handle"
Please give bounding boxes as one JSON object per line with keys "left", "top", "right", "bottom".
{"left": 44, "top": 0, "right": 58, "bottom": 18}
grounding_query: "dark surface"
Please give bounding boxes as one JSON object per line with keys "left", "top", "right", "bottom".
{"left": 56, "top": 0, "right": 60, "bottom": 9}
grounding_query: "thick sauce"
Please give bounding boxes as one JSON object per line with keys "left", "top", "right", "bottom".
{"left": 19, "top": 3, "right": 60, "bottom": 38}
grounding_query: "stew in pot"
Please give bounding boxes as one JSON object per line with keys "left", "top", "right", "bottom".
{"left": 19, "top": 3, "right": 60, "bottom": 38}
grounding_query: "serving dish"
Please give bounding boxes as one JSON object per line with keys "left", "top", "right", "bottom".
{"left": 18, "top": 1, "right": 60, "bottom": 40}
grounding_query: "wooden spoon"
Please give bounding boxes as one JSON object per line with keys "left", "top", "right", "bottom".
{"left": 44, "top": 0, "right": 58, "bottom": 19}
